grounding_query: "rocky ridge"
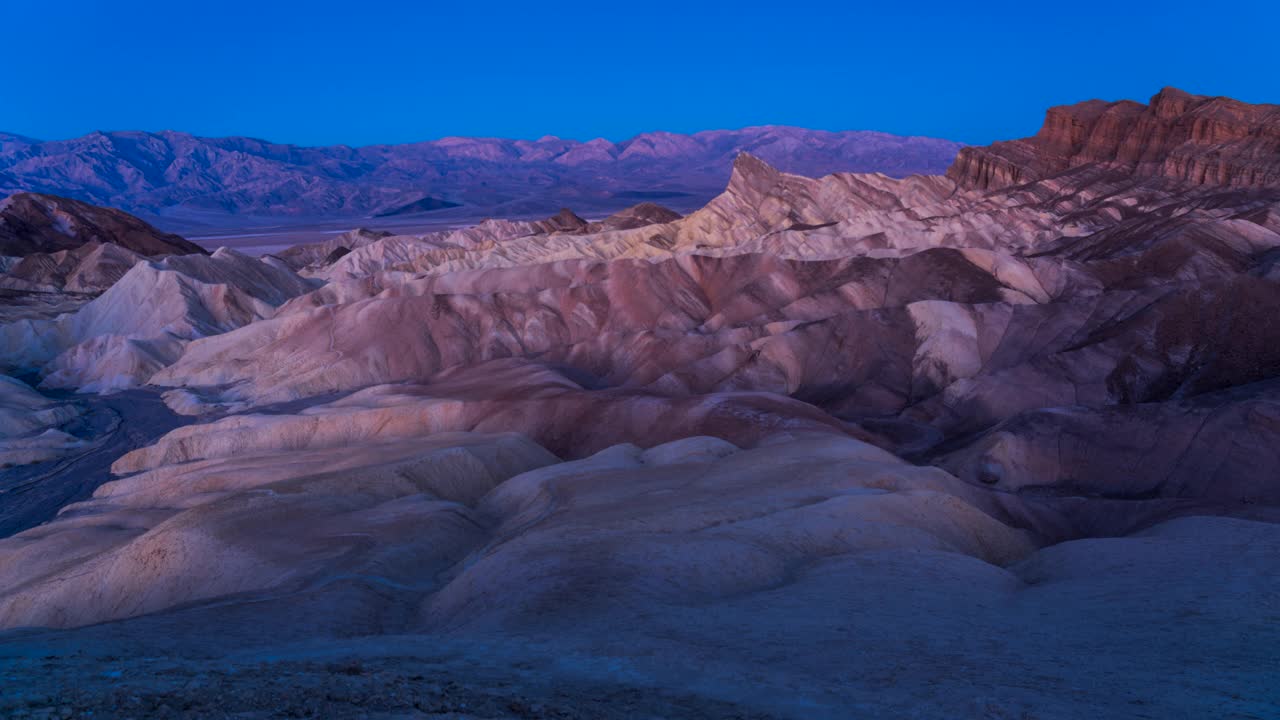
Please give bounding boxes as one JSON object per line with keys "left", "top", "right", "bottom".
{"left": 0, "top": 126, "right": 964, "bottom": 220}
{"left": 949, "top": 87, "right": 1280, "bottom": 191}
{"left": 2, "top": 89, "right": 1280, "bottom": 719}
{"left": 0, "top": 192, "right": 205, "bottom": 257}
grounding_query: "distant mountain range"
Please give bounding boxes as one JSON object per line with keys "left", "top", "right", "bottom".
{"left": 0, "top": 127, "right": 962, "bottom": 223}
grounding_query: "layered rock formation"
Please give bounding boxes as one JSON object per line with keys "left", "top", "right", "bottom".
{"left": 0, "top": 248, "right": 316, "bottom": 392}
{"left": 0, "top": 241, "right": 144, "bottom": 293}
{"left": 2, "top": 89, "right": 1280, "bottom": 718}
{"left": 950, "top": 87, "right": 1280, "bottom": 190}
{"left": 0, "top": 192, "right": 207, "bottom": 303}
{"left": 0, "top": 375, "right": 86, "bottom": 467}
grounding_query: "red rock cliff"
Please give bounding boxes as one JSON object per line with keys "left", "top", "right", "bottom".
{"left": 949, "top": 88, "right": 1280, "bottom": 191}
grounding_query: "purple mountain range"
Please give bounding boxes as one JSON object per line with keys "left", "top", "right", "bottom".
{"left": 0, "top": 126, "right": 962, "bottom": 221}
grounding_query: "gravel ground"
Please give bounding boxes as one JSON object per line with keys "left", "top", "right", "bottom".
{"left": 0, "top": 653, "right": 777, "bottom": 719}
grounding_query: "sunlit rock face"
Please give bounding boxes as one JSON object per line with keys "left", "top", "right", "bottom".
{"left": 3, "top": 89, "right": 1280, "bottom": 718}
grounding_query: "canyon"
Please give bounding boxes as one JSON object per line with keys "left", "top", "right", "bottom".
{"left": 1, "top": 88, "right": 1278, "bottom": 718}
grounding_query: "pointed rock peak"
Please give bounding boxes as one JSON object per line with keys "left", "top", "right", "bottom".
{"left": 732, "top": 152, "right": 779, "bottom": 178}
{"left": 728, "top": 152, "right": 784, "bottom": 196}
{"left": 347, "top": 227, "right": 393, "bottom": 240}
{"left": 625, "top": 202, "right": 682, "bottom": 222}
{"left": 545, "top": 207, "right": 589, "bottom": 232}
{"left": 1149, "top": 87, "right": 1201, "bottom": 117}
{"left": 1152, "top": 86, "right": 1196, "bottom": 102}
{"left": 590, "top": 202, "right": 683, "bottom": 231}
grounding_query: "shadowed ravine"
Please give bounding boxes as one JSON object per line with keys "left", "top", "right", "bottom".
{"left": 0, "top": 387, "right": 188, "bottom": 537}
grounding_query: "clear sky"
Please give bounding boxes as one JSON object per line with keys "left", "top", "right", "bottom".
{"left": 5, "top": 0, "right": 1277, "bottom": 147}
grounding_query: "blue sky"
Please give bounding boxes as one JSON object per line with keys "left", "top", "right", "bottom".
{"left": 5, "top": 0, "right": 1277, "bottom": 146}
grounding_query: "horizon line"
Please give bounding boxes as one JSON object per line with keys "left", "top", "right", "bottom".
{"left": 0, "top": 123, "right": 969, "bottom": 151}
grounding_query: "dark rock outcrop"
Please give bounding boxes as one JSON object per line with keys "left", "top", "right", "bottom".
{"left": 372, "top": 196, "right": 462, "bottom": 217}
{"left": 587, "top": 202, "right": 682, "bottom": 232}
{"left": 0, "top": 192, "right": 205, "bottom": 257}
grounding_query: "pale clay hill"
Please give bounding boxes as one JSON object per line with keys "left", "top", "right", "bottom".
{"left": 1, "top": 89, "right": 1280, "bottom": 718}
